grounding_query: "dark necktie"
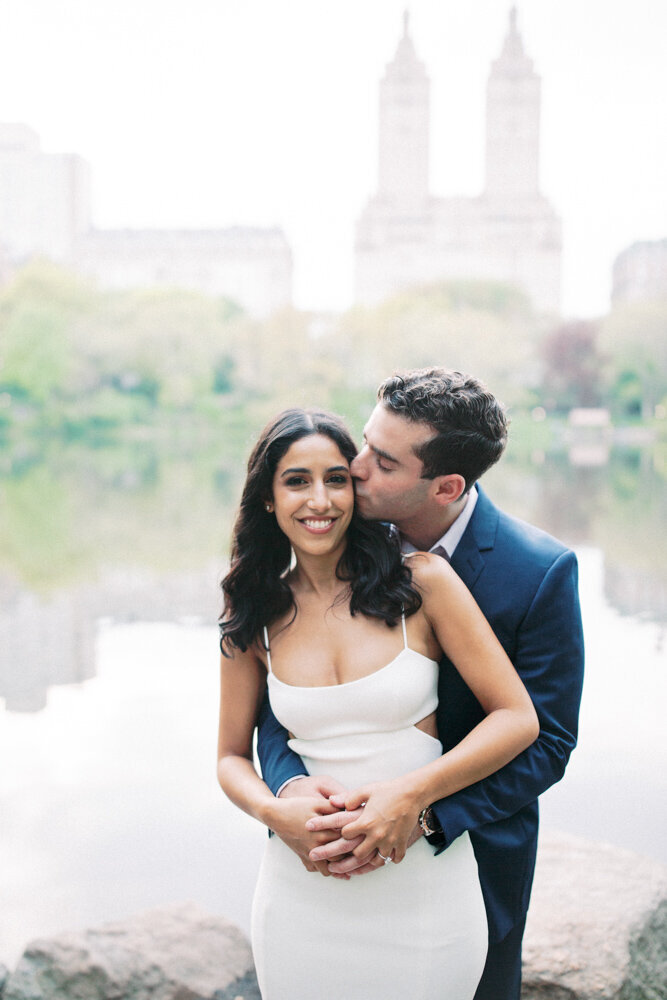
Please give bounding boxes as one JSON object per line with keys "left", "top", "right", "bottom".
{"left": 431, "top": 544, "right": 450, "bottom": 563}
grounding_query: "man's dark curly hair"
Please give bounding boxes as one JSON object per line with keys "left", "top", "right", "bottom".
{"left": 377, "top": 368, "right": 508, "bottom": 490}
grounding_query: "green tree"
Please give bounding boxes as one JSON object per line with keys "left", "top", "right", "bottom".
{"left": 331, "top": 279, "right": 540, "bottom": 406}
{"left": 0, "top": 261, "right": 94, "bottom": 410}
{"left": 601, "top": 303, "right": 667, "bottom": 419}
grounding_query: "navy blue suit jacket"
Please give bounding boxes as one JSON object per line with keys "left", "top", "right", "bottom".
{"left": 256, "top": 487, "right": 585, "bottom": 944}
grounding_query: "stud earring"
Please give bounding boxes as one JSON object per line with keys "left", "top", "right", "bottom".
{"left": 265, "top": 503, "right": 273, "bottom": 512}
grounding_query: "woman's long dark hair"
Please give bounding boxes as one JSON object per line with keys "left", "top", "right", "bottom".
{"left": 220, "top": 408, "right": 422, "bottom": 654}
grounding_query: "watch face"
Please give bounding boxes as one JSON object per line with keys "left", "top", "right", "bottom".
{"left": 423, "top": 807, "right": 444, "bottom": 839}
{"left": 419, "top": 807, "right": 435, "bottom": 835}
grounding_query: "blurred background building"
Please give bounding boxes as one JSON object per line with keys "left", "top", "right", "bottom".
{"left": 355, "top": 8, "right": 562, "bottom": 314}
{"left": 2, "top": 8, "right": 664, "bottom": 322}
{"left": 0, "top": 123, "right": 91, "bottom": 262}
{"left": 0, "top": 123, "right": 292, "bottom": 318}
{"left": 611, "top": 239, "right": 667, "bottom": 304}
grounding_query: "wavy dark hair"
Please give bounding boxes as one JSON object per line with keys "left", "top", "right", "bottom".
{"left": 220, "top": 408, "right": 421, "bottom": 654}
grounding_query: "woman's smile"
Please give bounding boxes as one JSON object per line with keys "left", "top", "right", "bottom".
{"left": 298, "top": 516, "right": 338, "bottom": 533}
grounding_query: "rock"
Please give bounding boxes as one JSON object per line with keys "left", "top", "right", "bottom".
{"left": 522, "top": 830, "right": 667, "bottom": 999}
{"left": 3, "top": 836, "right": 665, "bottom": 1000}
{"left": 2, "top": 902, "right": 260, "bottom": 1000}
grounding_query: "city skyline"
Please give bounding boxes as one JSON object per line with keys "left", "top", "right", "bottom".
{"left": 1, "top": 0, "right": 665, "bottom": 317}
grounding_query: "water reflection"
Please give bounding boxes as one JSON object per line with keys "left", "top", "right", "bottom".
{"left": 0, "top": 567, "right": 224, "bottom": 712}
{"left": 0, "top": 581, "right": 95, "bottom": 712}
{"left": 0, "top": 438, "right": 665, "bottom": 715}
{"left": 485, "top": 445, "right": 667, "bottom": 627}
{"left": 0, "top": 439, "right": 242, "bottom": 713}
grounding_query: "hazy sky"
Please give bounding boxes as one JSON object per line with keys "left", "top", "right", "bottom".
{"left": 1, "top": 0, "right": 665, "bottom": 316}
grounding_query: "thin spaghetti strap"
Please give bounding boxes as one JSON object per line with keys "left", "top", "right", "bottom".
{"left": 401, "top": 610, "right": 408, "bottom": 649}
{"left": 263, "top": 626, "right": 273, "bottom": 672}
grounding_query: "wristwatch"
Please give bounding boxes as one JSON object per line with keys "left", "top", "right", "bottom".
{"left": 419, "top": 806, "right": 445, "bottom": 846}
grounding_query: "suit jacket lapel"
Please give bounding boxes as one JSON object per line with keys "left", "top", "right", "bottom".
{"left": 450, "top": 486, "right": 498, "bottom": 591}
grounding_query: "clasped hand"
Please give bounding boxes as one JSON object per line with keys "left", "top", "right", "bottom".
{"left": 299, "top": 776, "right": 423, "bottom": 876}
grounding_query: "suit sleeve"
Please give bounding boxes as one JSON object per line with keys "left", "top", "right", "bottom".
{"left": 256, "top": 689, "right": 308, "bottom": 795}
{"left": 431, "top": 549, "right": 584, "bottom": 850}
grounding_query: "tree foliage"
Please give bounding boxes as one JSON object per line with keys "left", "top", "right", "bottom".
{"left": 601, "top": 302, "right": 667, "bottom": 419}
{"left": 1, "top": 261, "right": 664, "bottom": 443}
{"left": 0, "top": 262, "right": 244, "bottom": 436}
{"left": 540, "top": 319, "right": 605, "bottom": 412}
{"left": 333, "top": 279, "right": 540, "bottom": 407}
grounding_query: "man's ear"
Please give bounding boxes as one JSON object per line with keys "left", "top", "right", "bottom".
{"left": 432, "top": 474, "right": 467, "bottom": 507}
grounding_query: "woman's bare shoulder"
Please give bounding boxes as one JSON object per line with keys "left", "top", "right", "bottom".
{"left": 404, "top": 550, "right": 457, "bottom": 589}
{"left": 220, "top": 633, "right": 267, "bottom": 670}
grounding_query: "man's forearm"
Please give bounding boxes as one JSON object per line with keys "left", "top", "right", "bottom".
{"left": 431, "top": 728, "right": 573, "bottom": 847}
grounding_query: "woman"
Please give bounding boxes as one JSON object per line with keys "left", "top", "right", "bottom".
{"left": 218, "top": 408, "right": 538, "bottom": 999}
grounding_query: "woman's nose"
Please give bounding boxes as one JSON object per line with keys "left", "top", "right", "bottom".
{"left": 307, "top": 481, "right": 330, "bottom": 509}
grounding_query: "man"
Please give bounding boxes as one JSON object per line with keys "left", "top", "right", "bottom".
{"left": 257, "top": 368, "right": 584, "bottom": 1000}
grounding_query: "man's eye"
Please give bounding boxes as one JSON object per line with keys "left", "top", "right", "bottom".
{"left": 376, "top": 458, "right": 392, "bottom": 473}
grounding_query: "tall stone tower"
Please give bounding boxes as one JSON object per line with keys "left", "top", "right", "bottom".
{"left": 485, "top": 6, "right": 541, "bottom": 197}
{"left": 377, "top": 11, "right": 430, "bottom": 205}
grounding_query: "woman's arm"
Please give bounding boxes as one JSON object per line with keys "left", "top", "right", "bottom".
{"left": 217, "top": 646, "right": 346, "bottom": 869}
{"left": 217, "top": 645, "right": 276, "bottom": 821}
{"left": 320, "top": 554, "right": 539, "bottom": 864}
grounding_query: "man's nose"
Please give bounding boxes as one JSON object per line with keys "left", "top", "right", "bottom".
{"left": 350, "top": 449, "right": 368, "bottom": 480}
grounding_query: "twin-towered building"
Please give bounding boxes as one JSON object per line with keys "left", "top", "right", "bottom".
{"left": 355, "top": 8, "right": 562, "bottom": 314}
{"left": 1, "top": 9, "right": 573, "bottom": 317}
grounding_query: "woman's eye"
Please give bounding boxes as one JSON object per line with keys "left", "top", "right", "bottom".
{"left": 285, "top": 476, "right": 307, "bottom": 487}
{"left": 327, "top": 474, "right": 349, "bottom": 485}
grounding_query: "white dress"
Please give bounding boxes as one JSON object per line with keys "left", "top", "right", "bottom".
{"left": 251, "top": 617, "right": 488, "bottom": 1000}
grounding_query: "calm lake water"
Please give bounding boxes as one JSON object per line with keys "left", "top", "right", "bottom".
{"left": 1, "top": 436, "right": 666, "bottom": 968}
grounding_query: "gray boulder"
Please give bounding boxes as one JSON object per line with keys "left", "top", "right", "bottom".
{"left": 522, "top": 830, "right": 667, "bottom": 999}
{"left": 1, "top": 902, "right": 259, "bottom": 1000}
{"left": 2, "top": 834, "right": 665, "bottom": 1000}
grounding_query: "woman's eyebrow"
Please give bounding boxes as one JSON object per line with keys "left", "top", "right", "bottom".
{"left": 280, "top": 464, "right": 349, "bottom": 476}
